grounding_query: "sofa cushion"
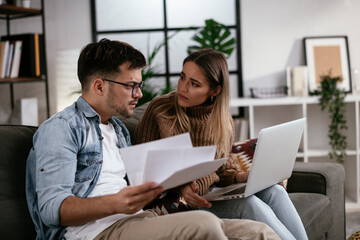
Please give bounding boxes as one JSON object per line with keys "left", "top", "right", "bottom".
{"left": 232, "top": 138, "right": 257, "bottom": 172}
{"left": 118, "top": 102, "right": 149, "bottom": 143}
{"left": 0, "top": 125, "right": 37, "bottom": 239}
{"left": 289, "top": 192, "right": 332, "bottom": 240}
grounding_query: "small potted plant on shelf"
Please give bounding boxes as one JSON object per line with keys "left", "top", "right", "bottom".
{"left": 313, "top": 73, "right": 348, "bottom": 163}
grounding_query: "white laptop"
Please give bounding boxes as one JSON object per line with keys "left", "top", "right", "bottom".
{"left": 203, "top": 118, "right": 306, "bottom": 201}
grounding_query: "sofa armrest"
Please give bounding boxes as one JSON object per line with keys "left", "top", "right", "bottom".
{"left": 287, "top": 163, "right": 325, "bottom": 194}
{"left": 287, "top": 161, "right": 345, "bottom": 240}
{"left": 288, "top": 162, "right": 345, "bottom": 195}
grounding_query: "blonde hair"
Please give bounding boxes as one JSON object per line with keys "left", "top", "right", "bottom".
{"left": 158, "top": 49, "right": 233, "bottom": 154}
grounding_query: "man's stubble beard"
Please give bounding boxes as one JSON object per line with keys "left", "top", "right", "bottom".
{"left": 107, "top": 88, "right": 134, "bottom": 118}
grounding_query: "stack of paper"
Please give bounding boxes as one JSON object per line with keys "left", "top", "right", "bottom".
{"left": 120, "top": 133, "right": 227, "bottom": 190}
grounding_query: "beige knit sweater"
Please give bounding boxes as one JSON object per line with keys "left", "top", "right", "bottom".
{"left": 134, "top": 92, "right": 242, "bottom": 196}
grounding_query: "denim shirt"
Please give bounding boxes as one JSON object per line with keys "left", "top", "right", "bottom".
{"left": 25, "top": 97, "right": 131, "bottom": 240}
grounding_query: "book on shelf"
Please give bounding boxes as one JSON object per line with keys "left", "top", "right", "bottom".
{"left": 10, "top": 40, "right": 23, "bottom": 78}
{"left": 5, "top": 42, "right": 14, "bottom": 78}
{"left": 0, "top": 40, "right": 22, "bottom": 79}
{"left": 0, "top": 40, "right": 10, "bottom": 78}
{"left": 0, "top": 33, "right": 45, "bottom": 79}
{"left": 286, "top": 66, "right": 308, "bottom": 97}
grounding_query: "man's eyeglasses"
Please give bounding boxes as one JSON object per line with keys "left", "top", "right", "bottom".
{"left": 102, "top": 78, "right": 144, "bottom": 97}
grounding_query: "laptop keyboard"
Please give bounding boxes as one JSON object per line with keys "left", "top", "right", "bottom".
{"left": 223, "top": 185, "right": 246, "bottom": 196}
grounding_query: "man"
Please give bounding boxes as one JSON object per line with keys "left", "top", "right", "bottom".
{"left": 26, "top": 38, "right": 280, "bottom": 240}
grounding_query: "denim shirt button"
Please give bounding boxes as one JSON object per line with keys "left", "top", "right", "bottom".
{"left": 100, "top": 160, "right": 103, "bottom": 164}
{"left": 86, "top": 159, "right": 90, "bottom": 164}
{"left": 100, "top": 136, "right": 104, "bottom": 140}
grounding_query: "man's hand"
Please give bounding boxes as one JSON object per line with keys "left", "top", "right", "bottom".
{"left": 179, "top": 181, "right": 212, "bottom": 208}
{"left": 60, "top": 182, "right": 163, "bottom": 226}
{"left": 113, "top": 182, "right": 164, "bottom": 214}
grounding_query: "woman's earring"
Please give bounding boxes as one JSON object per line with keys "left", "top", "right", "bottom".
{"left": 211, "top": 96, "right": 214, "bottom": 102}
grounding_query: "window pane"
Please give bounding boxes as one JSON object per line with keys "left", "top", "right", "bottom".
{"left": 96, "top": 0, "right": 164, "bottom": 31}
{"left": 170, "top": 76, "right": 179, "bottom": 90}
{"left": 97, "top": 32, "right": 166, "bottom": 73}
{"left": 168, "top": 30, "right": 195, "bottom": 73}
{"left": 144, "top": 76, "right": 168, "bottom": 94}
{"left": 167, "top": 0, "right": 235, "bottom": 27}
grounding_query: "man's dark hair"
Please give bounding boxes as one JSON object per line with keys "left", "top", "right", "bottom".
{"left": 77, "top": 38, "right": 146, "bottom": 90}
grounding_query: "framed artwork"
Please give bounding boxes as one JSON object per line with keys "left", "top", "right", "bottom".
{"left": 303, "top": 36, "right": 352, "bottom": 94}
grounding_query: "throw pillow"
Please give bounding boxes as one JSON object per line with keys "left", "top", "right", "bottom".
{"left": 144, "top": 190, "right": 194, "bottom": 215}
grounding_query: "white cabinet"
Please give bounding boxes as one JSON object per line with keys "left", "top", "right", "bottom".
{"left": 230, "top": 95, "right": 360, "bottom": 209}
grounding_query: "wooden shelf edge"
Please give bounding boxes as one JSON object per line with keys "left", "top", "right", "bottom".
{"left": 0, "top": 4, "right": 41, "bottom": 16}
{"left": 0, "top": 77, "right": 45, "bottom": 83}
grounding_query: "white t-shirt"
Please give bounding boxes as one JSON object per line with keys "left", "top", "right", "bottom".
{"left": 64, "top": 122, "right": 140, "bottom": 239}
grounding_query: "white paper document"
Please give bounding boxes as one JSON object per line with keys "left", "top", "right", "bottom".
{"left": 119, "top": 133, "right": 227, "bottom": 190}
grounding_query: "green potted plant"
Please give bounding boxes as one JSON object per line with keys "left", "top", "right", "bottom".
{"left": 313, "top": 73, "right": 348, "bottom": 163}
{"left": 187, "top": 18, "right": 235, "bottom": 58}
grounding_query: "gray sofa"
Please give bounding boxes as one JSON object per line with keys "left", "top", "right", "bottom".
{"left": 0, "top": 103, "right": 345, "bottom": 239}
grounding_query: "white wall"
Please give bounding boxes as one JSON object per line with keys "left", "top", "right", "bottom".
{"left": 241, "top": 0, "right": 360, "bottom": 97}
{"left": 44, "top": 0, "right": 91, "bottom": 112}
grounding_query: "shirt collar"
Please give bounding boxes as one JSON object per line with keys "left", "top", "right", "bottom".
{"left": 76, "top": 96, "right": 100, "bottom": 119}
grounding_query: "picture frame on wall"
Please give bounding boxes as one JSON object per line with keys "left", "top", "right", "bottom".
{"left": 303, "top": 36, "right": 352, "bottom": 94}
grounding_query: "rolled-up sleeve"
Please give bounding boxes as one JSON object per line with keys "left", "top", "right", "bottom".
{"left": 34, "top": 118, "right": 77, "bottom": 226}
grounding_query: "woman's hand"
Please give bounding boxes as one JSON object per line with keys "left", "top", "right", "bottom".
{"left": 179, "top": 181, "right": 212, "bottom": 208}
{"left": 235, "top": 171, "right": 249, "bottom": 183}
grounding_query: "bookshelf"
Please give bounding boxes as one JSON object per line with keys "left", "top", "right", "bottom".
{"left": 0, "top": 0, "right": 49, "bottom": 119}
{"left": 230, "top": 95, "right": 360, "bottom": 209}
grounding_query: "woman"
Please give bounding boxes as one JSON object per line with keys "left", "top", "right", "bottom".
{"left": 134, "top": 49, "right": 308, "bottom": 240}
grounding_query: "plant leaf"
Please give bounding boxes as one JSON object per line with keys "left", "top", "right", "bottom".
{"left": 187, "top": 18, "right": 235, "bottom": 59}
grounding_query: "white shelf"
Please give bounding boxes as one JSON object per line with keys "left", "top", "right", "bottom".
{"left": 231, "top": 94, "right": 360, "bottom": 207}
{"left": 230, "top": 94, "right": 360, "bottom": 107}
{"left": 346, "top": 200, "right": 360, "bottom": 210}
{"left": 307, "top": 149, "right": 357, "bottom": 157}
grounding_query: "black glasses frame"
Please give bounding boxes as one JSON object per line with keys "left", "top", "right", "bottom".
{"left": 102, "top": 78, "right": 144, "bottom": 97}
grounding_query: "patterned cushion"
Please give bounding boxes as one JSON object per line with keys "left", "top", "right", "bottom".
{"left": 348, "top": 231, "right": 360, "bottom": 240}
{"left": 232, "top": 138, "right": 288, "bottom": 189}
{"left": 144, "top": 190, "right": 194, "bottom": 215}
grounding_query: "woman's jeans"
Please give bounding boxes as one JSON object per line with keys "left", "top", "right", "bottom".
{"left": 201, "top": 184, "right": 308, "bottom": 240}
